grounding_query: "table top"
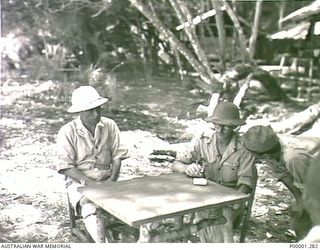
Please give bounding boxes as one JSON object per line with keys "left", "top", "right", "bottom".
{"left": 78, "top": 172, "right": 249, "bottom": 227}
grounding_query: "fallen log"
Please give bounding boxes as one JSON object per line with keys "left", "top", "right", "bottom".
{"left": 240, "top": 101, "right": 320, "bottom": 136}
{"left": 149, "top": 149, "right": 177, "bottom": 163}
{"left": 149, "top": 155, "right": 175, "bottom": 163}
{"left": 151, "top": 150, "right": 177, "bottom": 157}
{"left": 270, "top": 101, "right": 320, "bottom": 134}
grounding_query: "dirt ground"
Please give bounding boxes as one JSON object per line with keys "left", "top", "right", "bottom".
{"left": 0, "top": 78, "right": 306, "bottom": 243}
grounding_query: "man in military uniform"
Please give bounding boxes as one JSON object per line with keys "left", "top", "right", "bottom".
{"left": 242, "top": 125, "right": 319, "bottom": 240}
{"left": 171, "top": 101, "right": 256, "bottom": 242}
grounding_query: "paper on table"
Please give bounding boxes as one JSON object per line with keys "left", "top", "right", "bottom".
{"left": 193, "top": 178, "right": 208, "bottom": 186}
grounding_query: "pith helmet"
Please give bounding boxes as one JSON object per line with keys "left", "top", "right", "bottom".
{"left": 67, "top": 85, "right": 109, "bottom": 113}
{"left": 206, "top": 101, "right": 246, "bottom": 126}
{"left": 242, "top": 125, "right": 280, "bottom": 153}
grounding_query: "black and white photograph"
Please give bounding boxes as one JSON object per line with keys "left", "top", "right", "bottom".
{"left": 1, "top": 0, "right": 320, "bottom": 246}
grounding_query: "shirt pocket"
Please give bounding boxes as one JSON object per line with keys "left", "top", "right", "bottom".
{"left": 221, "top": 161, "right": 239, "bottom": 183}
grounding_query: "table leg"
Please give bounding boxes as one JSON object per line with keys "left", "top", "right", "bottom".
{"left": 96, "top": 209, "right": 106, "bottom": 243}
{"left": 222, "top": 206, "right": 234, "bottom": 243}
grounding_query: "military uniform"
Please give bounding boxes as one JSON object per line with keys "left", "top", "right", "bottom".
{"left": 266, "top": 145, "right": 316, "bottom": 192}
{"left": 242, "top": 125, "right": 320, "bottom": 240}
{"left": 175, "top": 129, "right": 256, "bottom": 242}
{"left": 176, "top": 129, "right": 255, "bottom": 189}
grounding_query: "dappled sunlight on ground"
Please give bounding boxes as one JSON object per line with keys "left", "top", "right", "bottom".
{"left": 0, "top": 78, "right": 309, "bottom": 243}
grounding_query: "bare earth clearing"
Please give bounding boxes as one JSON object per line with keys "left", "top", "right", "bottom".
{"left": 0, "top": 79, "right": 300, "bottom": 243}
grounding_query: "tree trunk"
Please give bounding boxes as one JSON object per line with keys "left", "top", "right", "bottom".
{"left": 222, "top": 0, "right": 250, "bottom": 63}
{"left": 172, "top": 47, "right": 184, "bottom": 81}
{"left": 129, "top": 0, "right": 221, "bottom": 88}
{"left": 248, "top": 0, "right": 263, "bottom": 60}
{"left": 170, "top": 0, "right": 217, "bottom": 79}
{"left": 212, "top": 0, "right": 226, "bottom": 71}
{"left": 272, "top": 101, "right": 320, "bottom": 134}
{"left": 278, "top": 1, "right": 287, "bottom": 29}
{"left": 239, "top": 101, "right": 320, "bottom": 137}
{"left": 231, "top": 0, "right": 238, "bottom": 61}
{"left": 250, "top": 68, "right": 287, "bottom": 101}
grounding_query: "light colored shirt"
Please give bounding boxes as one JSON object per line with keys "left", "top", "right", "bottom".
{"left": 299, "top": 225, "right": 320, "bottom": 243}
{"left": 266, "top": 142, "right": 317, "bottom": 191}
{"left": 176, "top": 129, "right": 256, "bottom": 189}
{"left": 57, "top": 117, "right": 128, "bottom": 180}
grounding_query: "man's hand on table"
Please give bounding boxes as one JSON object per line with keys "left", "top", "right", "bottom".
{"left": 80, "top": 178, "right": 96, "bottom": 186}
{"left": 186, "top": 164, "right": 204, "bottom": 177}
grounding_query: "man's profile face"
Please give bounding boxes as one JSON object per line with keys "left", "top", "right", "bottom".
{"left": 80, "top": 106, "right": 101, "bottom": 127}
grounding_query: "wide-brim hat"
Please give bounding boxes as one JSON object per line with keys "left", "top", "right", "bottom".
{"left": 205, "top": 101, "right": 246, "bottom": 126}
{"left": 67, "top": 85, "right": 109, "bottom": 113}
{"left": 242, "top": 125, "right": 279, "bottom": 153}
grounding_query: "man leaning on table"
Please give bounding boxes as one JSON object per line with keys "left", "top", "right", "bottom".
{"left": 56, "top": 85, "right": 128, "bottom": 242}
{"left": 171, "top": 101, "right": 256, "bottom": 242}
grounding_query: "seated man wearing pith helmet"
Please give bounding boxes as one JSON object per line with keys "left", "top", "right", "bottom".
{"left": 56, "top": 85, "right": 129, "bottom": 242}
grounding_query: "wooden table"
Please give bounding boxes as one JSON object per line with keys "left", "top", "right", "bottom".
{"left": 78, "top": 172, "right": 249, "bottom": 242}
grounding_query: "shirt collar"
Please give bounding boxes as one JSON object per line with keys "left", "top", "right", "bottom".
{"left": 209, "top": 132, "right": 238, "bottom": 149}
{"left": 75, "top": 116, "right": 104, "bottom": 136}
{"left": 202, "top": 129, "right": 215, "bottom": 144}
{"left": 228, "top": 134, "right": 238, "bottom": 151}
